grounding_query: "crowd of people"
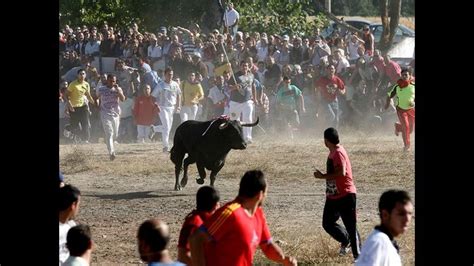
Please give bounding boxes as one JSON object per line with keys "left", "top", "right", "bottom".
{"left": 59, "top": 127, "right": 414, "bottom": 265}
{"left": 59, "top": 13, "right": 415, "bottom": 157}
{"left": 59, "top": 4, "right": 415, "bottom": 264}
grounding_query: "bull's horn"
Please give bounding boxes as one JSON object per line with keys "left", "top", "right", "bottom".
{"left": 241, "top": 117, "right": 259, "bottom": 127}
{"left": 219, "top": 122, "right": 229, "bottom": 130}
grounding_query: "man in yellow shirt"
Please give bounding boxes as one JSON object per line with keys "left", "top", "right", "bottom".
{"left": 180, "top": 72, "right": 204, "bottom": 122}
{"left": 65, "top": 69, "right": 95, "bottom": 143}
{"left": 385, "top": 68, "right": 415, "bottom": 152}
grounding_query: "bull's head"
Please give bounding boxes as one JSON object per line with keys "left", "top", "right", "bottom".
{"left": 219, "top": 117, "right": 259, "bottom": 129}
{"left": 218, "top": 117, "right": 259, "bottom": 149}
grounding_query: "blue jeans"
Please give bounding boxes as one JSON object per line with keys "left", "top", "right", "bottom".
{"left": 321, "top": 98, "right": 339, "bottom": 128}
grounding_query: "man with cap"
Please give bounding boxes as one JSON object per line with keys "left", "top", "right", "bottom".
{"left": 314, "top": 127, "right": 361, "bottom": 259}
{"left": 148, "top": 35, "right": 163, "bottom": 71}
{"left": 361, "top": 25, "right": 374, "bottom": 56}
{"left": 159, "top": 26, "right": 167, "bottom": 36}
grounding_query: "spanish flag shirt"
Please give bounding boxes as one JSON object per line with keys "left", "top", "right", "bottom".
{"left": 200, "top": 201, "right": 272, "bottom": 266}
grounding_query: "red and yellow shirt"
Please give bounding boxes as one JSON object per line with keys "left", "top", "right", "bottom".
{"left": 201, "top": 201, "right": 272, "bottom": 266}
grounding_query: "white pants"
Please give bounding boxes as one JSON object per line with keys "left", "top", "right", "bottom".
{"left": 137, "top": 125, "right": 151, "bottom": 142}
{"left": 229, "top": 100, "right": 254, "bottom": 142}
{"left": 180, "top": 104, "right": 199, "bottom": 122}
{"left": 101, "top": 112, "right": 120, "bottom": 155}
{"left": 153, "top": 106, "right": 175, "bottom": 149}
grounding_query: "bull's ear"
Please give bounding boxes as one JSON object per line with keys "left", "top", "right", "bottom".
{"left": 219, "top": 122, "right": 229, "bottom": 130}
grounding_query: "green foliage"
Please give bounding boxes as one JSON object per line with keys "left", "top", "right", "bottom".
{"left": 59, "top": 0, "right": 413, "bottom": 35}
{"left": 332, "top": 0, "right": 379, "bottom": 16}
{"left": 401, "top": 0, "right": 415, "bottom": 16}
{"left": 237, "top": 0, "right": 328, "bottom": 37}
{"left": 59, "top": 0, "right": 212, "bottom": 32}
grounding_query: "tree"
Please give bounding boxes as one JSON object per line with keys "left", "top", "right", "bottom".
{"left": 313, "top": 0, "right": 364, "bottom": 36}
{"left": 378, "top": 0, "right": 401, "bottom": 52}
{"left": 236, "top": 0, "right": 327, "bottom": 37}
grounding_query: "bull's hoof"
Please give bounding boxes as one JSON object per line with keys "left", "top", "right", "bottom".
{"left": 180, "top": 177, "right": 188, "bottom": 188}
{"left": 196, "top": 178, "right": 205, "bottom": 185}
{"left": 174, "top": 184, "right": 182, "bottom": 191}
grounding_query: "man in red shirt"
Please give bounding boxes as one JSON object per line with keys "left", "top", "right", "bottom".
{"left": 315, "top": 64, "right": 345, "bottom": 129}
{"left": 190, "top": 170, "right": 297, "bottom": 266}
{"left": 314, "top": 127, "right": 361, "bottom": 259}
{"left": 177, "top": 186, "right": 220, "bottom": 265}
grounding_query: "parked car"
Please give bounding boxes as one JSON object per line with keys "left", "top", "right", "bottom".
{"left": 369, "top": 23, "right": 415, "bottom": 44}
{"left": 321, "top": 18, "right": 372, "bottom": 38}
{"left": 387, "top": 36, "right": 415, "bottom": 68}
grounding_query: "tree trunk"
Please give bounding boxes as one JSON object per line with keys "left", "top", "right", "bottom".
{"left": 379, "top": 0, "right": 401, "bottom": 53}
{"left": 388, "top": 0, "right": 401, "bottom": 44}
{"left": 201, "top": 0, "right": 225, "bottom": 33}
{"left": 313, "top": 0, "right": 364, "bottom": 36}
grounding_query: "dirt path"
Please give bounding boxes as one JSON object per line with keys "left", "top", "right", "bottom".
{"left": 61, "top": 132, "right": 415, "bottom": 265}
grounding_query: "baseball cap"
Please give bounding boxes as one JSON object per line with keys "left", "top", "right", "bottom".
{"left": 282, "top": 34, "right": 290, "bottom": 41}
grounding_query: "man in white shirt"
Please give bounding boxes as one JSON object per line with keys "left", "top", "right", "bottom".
{"left": 59, "top": 185, "right": 81, "bottom": 265}
{"left": 63, "top": 224, "right": 94, "bottom": 266}
{"left": 224, "top": 2, "right": 239, "bottom": 39}
{"left": 151, "top": 67, "right": 182, "bottom": 152}
{"left": 356, "top": 190, "right": 414, "bottom": 266}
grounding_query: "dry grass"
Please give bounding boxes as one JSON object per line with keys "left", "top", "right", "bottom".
{"left": 60, "top": 130, "right": 414, "bottom": 265}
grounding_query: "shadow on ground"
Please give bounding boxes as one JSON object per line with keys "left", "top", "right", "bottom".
{"left": 84, "top": 190, "right": 194, "bottom": 200}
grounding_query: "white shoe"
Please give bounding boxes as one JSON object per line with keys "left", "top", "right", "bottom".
{"left": 339, "top": 242, "right": 351, "bottom": 256}
{"left": 149, "top": 126, "right": 155, "bottom": 139}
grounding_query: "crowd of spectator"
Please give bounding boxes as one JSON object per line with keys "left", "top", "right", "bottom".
{"left": 59, "top": 19, "right": 414, "bottom": 146}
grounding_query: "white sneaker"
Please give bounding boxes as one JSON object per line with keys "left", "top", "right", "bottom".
{"left": 339, "top": 242, "right": 351, "bottom": 256}
{"left": 149, "top": 126, "right": 155, "bottom": 139}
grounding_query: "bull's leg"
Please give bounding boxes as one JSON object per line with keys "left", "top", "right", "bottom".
{"left": 181, "top": 156, "right": 196, "bottom": 188}
{"left": 174, "top": 155, "right": 185, "bottom": 191}
{"left": 195, "top": 162, "right": 207, "bottom": 185}
{"left": 174, "top": 161, "right": 183, "bottom": 191}
{"left": 170, "top": 143, "right": 186, "bottom": 191}
{"left": 209, "top": 163, "right": 225, "bottom": 187}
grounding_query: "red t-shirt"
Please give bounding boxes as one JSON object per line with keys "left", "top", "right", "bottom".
{"left": 177, "top": 210, "right": 213, "bottom": 251}
{"left": 132, "top": 95, "right": 159, "bottom": 125}
{"left": 202, "top": 200, "right": 272, "bottom": 266}
{"left": 315, "top": 75, "right": 345, "bottom": 102}
{"left": 325, "top": 145, "right": 356, "bottom": 200}
{"left": 384, "top": 61, "right": 402, "bottom": 84}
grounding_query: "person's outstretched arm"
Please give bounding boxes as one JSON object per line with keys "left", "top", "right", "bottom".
{"left": 260, "top": 241, "right": 298, "bottom": 266}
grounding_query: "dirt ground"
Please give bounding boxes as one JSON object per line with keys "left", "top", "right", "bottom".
{"left": 60, "top": 128, "right": 414, "bottom": 265}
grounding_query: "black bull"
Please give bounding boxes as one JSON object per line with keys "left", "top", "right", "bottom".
{"left": 170, "top": 117, "right": 259, "bottom": 191}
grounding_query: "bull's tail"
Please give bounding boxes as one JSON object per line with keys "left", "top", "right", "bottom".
{"left": 170, "top": 146, "right": 178, "bottom": 165}
{"left": 170, "top": 142, "right": 186, "bottom": 166}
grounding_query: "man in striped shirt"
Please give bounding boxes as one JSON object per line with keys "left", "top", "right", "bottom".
{"left": 190, "top": 170, "right": 297, "bottom": 266}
